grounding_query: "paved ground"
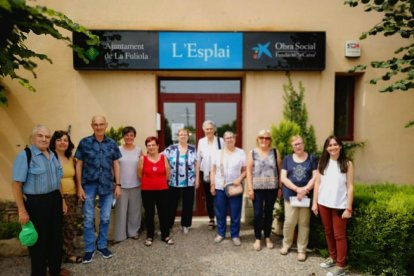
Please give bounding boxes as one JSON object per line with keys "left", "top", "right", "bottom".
{"left": 0, "top": 220, "right": 361, "bottom": 276}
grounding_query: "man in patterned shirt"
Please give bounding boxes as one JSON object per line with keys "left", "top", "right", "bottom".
{"left": 75, "top": 115, "right": 122, "bottom": 264}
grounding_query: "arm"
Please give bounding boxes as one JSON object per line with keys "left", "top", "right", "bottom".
{"left": 137, "top": 156, "right": 144, "bottom": 180}
{"left": 75, "top": 159, "right": 85, "bottom": 201}
{"left": 280, "top": 169, "right": 307, "bottom": 200}
{"left": 311, "top": 171, "right": 321, "bottom": 215}
{"left": 343, "top": 161, "right": 354, "bottom": 219}
{"left": 246, "top": 150, "right": 254, "bottom": 200}
{"left": 60, "top": 183, "right": 68, "bottom": 215}
{"left": 164, "top": 155, "right": 171, "bottom": 180}
{"left": 113, "top": 159, "right": 121, "bottom": 198}
{"left": 12, "top": 181, "right": 29, "bottom": 225}
{"left": 195, "top": 161, "right": 200, "bottom": 189}
{"left": 210, "top": 164, "right": 216, "bottom": 196}
{"left": 233, "top": 166, "right": 247, "bottom": 186}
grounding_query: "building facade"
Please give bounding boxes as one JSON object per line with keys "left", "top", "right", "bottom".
{"left": 1, "top": 0, "right": 413, "bottom": 212}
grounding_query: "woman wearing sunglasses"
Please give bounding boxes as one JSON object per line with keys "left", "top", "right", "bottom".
{"left": 246, "top": 129, "right": 281, "bottom": 251}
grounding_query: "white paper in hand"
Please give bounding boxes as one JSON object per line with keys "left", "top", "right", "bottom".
{"left": 289, "top": 196, "right": 311, "bottom": 207}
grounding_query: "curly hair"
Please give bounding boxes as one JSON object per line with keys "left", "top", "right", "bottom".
{"left": 50, "top": 130, "right": 75, "bottom": 159}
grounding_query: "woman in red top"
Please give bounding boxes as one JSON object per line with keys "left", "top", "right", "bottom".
{"left": 138, "top": 136, "right": 173, "bottom": 246}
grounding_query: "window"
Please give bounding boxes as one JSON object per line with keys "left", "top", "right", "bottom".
{"left": 334, "top": 75, "right": 355, "bottom": 141}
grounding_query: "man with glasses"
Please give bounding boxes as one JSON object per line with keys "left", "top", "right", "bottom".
{"left": 12, "top": 125, "right": 68, "bottom": 275}
{"left": 75, "top": 115, "right": 122, "bottom": 263}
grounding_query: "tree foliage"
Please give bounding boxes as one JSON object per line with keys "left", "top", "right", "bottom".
{"left": 282, "top": 72, "right": 318, "bottom": 155}
{"left": 0, "top": 0, "right": 99, "bottom": 105}
{"left": 345, "top": 0, "right": 414, "bottom": 98}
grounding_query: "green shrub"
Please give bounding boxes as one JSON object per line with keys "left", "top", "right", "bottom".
{"left": 311, "top": 184, "right": 414, "bottom": 275}
{"left": 0, "top": 221, "right": 20, "bottom": 239}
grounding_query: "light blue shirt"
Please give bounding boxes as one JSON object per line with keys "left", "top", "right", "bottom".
{"left": 12, "top": 145, "right": 63, "bottom": 195}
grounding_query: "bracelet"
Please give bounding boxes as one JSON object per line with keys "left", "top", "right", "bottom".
{"left": 115, "top": 184, "right": 121, "bottom": 187}
{"left": 346, "top": 208, "right": 353, "bottom": 213}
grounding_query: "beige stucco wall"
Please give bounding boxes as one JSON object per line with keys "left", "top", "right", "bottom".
{"left": 1, "top": 0, "right": 413, "bottom": 200}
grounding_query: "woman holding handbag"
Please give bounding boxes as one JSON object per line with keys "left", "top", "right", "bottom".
{"left": 246, "top": 129, "right": 281, "bottom": 251}
{"left": 210, "top": 131, "right": 246, "bottom": 246}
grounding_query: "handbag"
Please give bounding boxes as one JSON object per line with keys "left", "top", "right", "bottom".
{"left": 225, "top": 182, "right": 243, "bottom": 197}
{"left": 221, "top": 149, "right": 244, "bottom": 197}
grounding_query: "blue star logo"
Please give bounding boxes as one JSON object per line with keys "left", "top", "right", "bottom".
{"left": 252, "top": 42, "right": 272, "bottom": 59}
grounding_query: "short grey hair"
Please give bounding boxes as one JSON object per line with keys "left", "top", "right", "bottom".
{"left": 31, "top": 125, "right": 50, "bottom": 136}
{"left": 202, "top": 120, "right": 216, "bottom": 130}
{"left": 223, "top": 131, "right": 236, "bottom": 139}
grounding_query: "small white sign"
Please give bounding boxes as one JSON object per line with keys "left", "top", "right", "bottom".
{"left": 345, "top": 40, "right": 361, "bottom": 57}
{"left": 171, "top": 123, "right": 184, "bottom": 141}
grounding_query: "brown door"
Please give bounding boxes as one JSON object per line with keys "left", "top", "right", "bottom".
{"left": 158, "top": 78, "right": 242, "bottom": 216}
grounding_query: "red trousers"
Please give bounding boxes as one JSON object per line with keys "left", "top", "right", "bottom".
{"left": 318, "top": 204, "right": 348, "bottom": 267}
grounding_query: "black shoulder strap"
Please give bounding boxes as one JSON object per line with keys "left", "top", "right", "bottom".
{"left": 217, "top": 136, "right": 221, "bottom": 150}
{"left": 24, "top": 146, "right": 32, "bottom": 168}
{"left": 273, "top": 148, "right": 279, "bottom": 173}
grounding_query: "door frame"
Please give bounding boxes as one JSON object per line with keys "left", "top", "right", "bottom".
{"left": 157, "top": 77, "right": 243, "bottom": 216}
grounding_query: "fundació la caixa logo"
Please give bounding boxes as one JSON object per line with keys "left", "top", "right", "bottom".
{"left": 84, "top": 46, "right": 100, "bottom": 61}
{"left": 251, "top": 42, "right": 272, "bottom": 59}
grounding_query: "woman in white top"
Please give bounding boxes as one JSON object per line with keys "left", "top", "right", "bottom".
{"left": 210, "top": 131, "right": 246, "bottom": 246}
{"left": 197, "top": 120, "right": 224, "bottom": 229}
{"left": 312, "top": 136, "right": 354, "bottom": 276}
{"left": 113, "top": 126, "right": 142, "bottom": 243}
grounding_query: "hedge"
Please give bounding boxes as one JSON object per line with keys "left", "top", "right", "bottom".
{"left": 310, "top": 184, "right": 414, "bottom": 275}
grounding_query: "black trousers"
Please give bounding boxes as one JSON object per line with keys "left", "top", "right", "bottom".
{"left": 25, "top": 190, "right": 63, "bottom": 276}
{"left": 201, "top": 172, "right": 215, "bottom": 220}
{"left": 141, "top": 189, "right": 170, "bottom": 240}
{"left": 168, "top": 186, "right": 195, "bottom": 228}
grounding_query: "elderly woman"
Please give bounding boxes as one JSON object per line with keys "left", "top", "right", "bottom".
{"left": 210, "top": 131, "right": 246, "bottom": 246}
{"left": 113, "top": 126, "right": 142, "bottom": 243}
{"left": 164, "top": 128, "right": 199, "bottom": 234}
{"left": 196, "top": 120, "right": 224, "bottom": 229}
{"left": 312, "top": 136, "right": 354, "bottom": 276}
{"left": 50, "top": 130, "right": 83, "bottom": 265}
{"left": 280, "top": 135, "right": 317, "bottom": 261}
{"left": 138, "top": 136, "right": 173, "bottom": 246}
{"left": 246, "top": 129, "right": 281, "bottom": 251}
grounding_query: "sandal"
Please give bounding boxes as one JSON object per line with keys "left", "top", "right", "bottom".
{"left": 162, "top": 237, "right": 175, "bottom": 245}
{"left": 208, "top": 220, "right": 215, "bottom": 230}
{"left": 65, "top": 255, "right": 83, "bottom": 264}
{"left": 144, "top": 238, "right": 153, "bottom": 247}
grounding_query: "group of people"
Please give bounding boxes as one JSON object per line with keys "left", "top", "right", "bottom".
{"left": 12, "top": 115, "right": 354, "bottom": 276}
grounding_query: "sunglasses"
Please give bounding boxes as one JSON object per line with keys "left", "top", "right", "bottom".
{"left": 258, "top": 137, "right": 271, "bottom": 141}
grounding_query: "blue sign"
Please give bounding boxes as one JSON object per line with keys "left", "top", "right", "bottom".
{"left": 159, "top": 32, "right": 243, "bottom": 69}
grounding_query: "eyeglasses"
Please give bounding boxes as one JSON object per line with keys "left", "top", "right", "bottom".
{"left": 258, "top": 137, "right": 271, "bottom": 141}
{"left": 292, "top": 142, "right": 303, "bottom": 147}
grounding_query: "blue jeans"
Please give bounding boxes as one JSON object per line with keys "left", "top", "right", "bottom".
{"left": 83, "top": 184, "right": 113, "bottom": 252}
{"left": 214, "top": 189, "right": 242, "bottom": 238}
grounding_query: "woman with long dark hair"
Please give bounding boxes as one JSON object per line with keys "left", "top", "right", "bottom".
{"left": 50, "top": 130, "right": 83, "bottom": 264}
{"left": 312, "top": 135, "right": 354, "bottom": 276}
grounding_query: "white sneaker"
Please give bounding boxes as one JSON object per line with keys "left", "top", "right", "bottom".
{"left": 320, "top": 257, "right": 336, "bottom": 268}
{"left": 326, "top": 266, "right": 345, "bottom": 276}
{"left": 214, "top": 235, "right": 224, "bottom": 243}
{"left": 182, "top": 226, "right": 190, "bottom": 234}
{"left": 232, "top": 237, "right": 241, "bottom": 246}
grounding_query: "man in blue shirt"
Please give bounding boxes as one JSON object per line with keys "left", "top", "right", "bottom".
{"left": 12, "top": 125, "right": 66, "bottom": 276}
{"left": 75, "top": 115, "right": 122, "bottom": 264}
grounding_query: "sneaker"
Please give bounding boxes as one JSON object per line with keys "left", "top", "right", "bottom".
{"left": 253, "top": 239, "right": 261, "bottom": 251}
{"left": 279, "top": 246, "right": 289, "bottom": 255}
{"left": 97, "top": 247, "right": 113, "bottom": 259}
{"left": 297, "top": 252, "right": 307, "bottom": 262}
{"left": 320, "top": 257, "right": 336, "bottom": 268}
{"left": 232, "top": 237, "right": 241, "bottom": 246}
{"left": 326, "top": 267, "right": 345, "bottom": 276}
{"left": 214, "top": 235, "right": 224, "bottom": 243}
{"left": 82, "top": 251, "right": 95, "bottom": 264}
{"left": 182, "top": 226, "right": 190, "bottom": 234}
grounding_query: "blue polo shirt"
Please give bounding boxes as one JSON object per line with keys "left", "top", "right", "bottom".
{"left": 12, "top": 145, "right": 63, "bottom": 195}
{"left": 75, "top": 135, "right": 122, "bottom": 195}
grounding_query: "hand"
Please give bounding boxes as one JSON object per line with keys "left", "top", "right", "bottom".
{"left": 210, "top": 184, "right": 216, "bottom": 196}
{"left": 195, "top": 179, "right": 200, "bottom": 190}
{"left": 62, "top": 199, "right": 68, "bottom": 215}
{"left": 311, "top": 204, "right": 318, "bottom": 216}
{"left": 296, "top": 187, "right": 307, "bottom": 199}
{"left": 18, "top": 210, "right": 29, "bottom": 225}
{"left": 277, "top": 188, "right": 282, "bottom": 200}
{"left": 248, "top": 190, "right": 254, "bottom": 200}
{"left": 115, "top": 186, "right": 122, "bottom": 198}
{"left": 342, "top": 209, "right": 352, "bottom": 219}
{"left": 77, "top": 186, "right": 85, "bottom": 201}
